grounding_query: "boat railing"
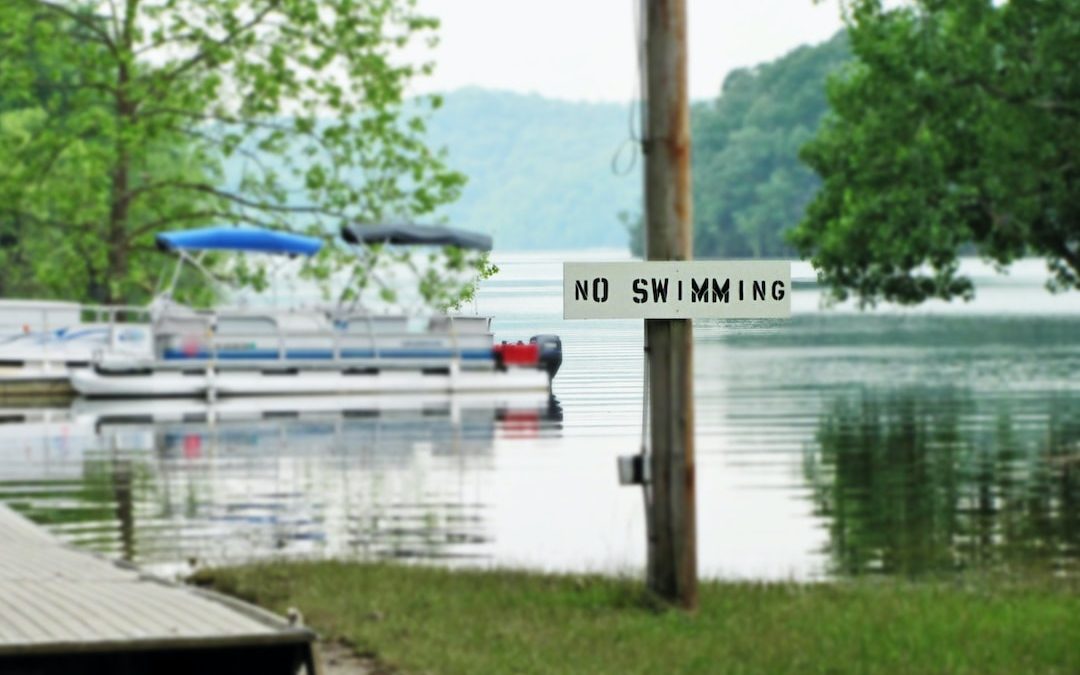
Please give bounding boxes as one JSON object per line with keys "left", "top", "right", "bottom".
{"left": 80, "top": 305, "right": 153, "bottom": 352}
{"left": 148, "top": 308, "right": 492, "bottom": 368}
{"left": 0, "top": 300, "right": 149, "bottom": 342}
{"left": 81, "top": 305, "right": 152, "bottom": 323}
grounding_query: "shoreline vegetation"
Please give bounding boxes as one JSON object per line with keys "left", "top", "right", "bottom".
{"left": 195, "top": 562, "right": 1080, "bottom": 674}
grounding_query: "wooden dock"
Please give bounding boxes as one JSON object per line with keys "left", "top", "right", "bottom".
{"left": 0, "top": 374, "right": 73, "bottom": 399}
{"left": 0, "top": 504, "right": 317, "bottom": 674}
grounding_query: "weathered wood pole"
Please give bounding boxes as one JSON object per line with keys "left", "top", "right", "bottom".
{"left": 643, "top": 0, "right": 697, "bottom": 609}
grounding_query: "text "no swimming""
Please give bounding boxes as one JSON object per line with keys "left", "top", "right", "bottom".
{"left": 563, "top": 261, "right": 791, "bottom": 320}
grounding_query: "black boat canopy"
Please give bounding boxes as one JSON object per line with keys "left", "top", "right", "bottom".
{"left": 341, "top": 224, "right": 492, "bottom": 252}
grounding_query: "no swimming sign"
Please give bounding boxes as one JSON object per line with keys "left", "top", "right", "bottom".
{"left": 563, "top": 261, "right": 791, "bottom": 319}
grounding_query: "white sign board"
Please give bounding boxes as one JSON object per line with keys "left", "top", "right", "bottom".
{"left": 563, "top": 261, "right": 791, "bottom": 319}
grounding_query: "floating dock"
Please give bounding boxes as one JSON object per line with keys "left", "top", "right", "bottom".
{"left": 0, "top": 504, "right": 317, "bottom": 674}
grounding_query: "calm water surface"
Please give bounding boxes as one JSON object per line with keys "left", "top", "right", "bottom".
{"left": 1, "top": 253, "right": 1078, "bottom": 580}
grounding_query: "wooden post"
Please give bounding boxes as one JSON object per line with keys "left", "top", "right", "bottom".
{"left": 643, "top": 0, "right": 697, "bottom": 609}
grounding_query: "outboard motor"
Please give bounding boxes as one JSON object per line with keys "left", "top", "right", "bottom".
{"left": 530, "top": 334, "right": 562, "bottom": 379}
{"left": 545, "top": 394, "right": 564, "bottom": 423}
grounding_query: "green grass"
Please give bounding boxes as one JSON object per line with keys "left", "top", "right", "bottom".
{"left": 196, "top": 563, "right": 1080, "bottom": 674}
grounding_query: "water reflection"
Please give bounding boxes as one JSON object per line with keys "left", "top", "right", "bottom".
{"left": 805, "top": 388, "right": 1080, "bottom": 576}
{"left": 0, "top": 394, "right": 562, "bottom": 574}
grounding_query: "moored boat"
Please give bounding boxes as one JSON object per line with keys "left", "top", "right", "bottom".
{"left": 70, "top": 225, "right": 562, "bottom": 399}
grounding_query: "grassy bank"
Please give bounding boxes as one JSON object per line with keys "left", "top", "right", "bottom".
{"left": 196, "top": 563, "right": 1080, "bottom": 674}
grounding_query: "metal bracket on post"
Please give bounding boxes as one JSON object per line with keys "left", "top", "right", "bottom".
{"left": 618, "top": 454, "right": 651, "bottom": 486}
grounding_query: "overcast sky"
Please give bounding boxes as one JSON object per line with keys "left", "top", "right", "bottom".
{"left": 410, "top": 0, "right": 847, "bottom": 102}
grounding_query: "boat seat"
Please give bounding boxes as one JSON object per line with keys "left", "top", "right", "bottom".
{"left": 215, "top": 316, "right": 279, "bottom": 336}
{"left": 340, "top": 315, "right": 408, "bottom": 334}
{"left": 428, "top": 316, "right": 491, "bottom": 334}
{"left": 155, "top": 315, "right": 211, "bottom": 335}
{"left": 266, "top": 312, "right": 333, "bottom": 334}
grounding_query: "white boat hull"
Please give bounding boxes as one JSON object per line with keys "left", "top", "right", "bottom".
{"left": 70, "top": 366, "right": 551, "bottom": 398}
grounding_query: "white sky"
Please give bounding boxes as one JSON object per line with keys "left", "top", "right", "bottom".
{"left": 411, "top": 0, "right": 847, "bottom": 102}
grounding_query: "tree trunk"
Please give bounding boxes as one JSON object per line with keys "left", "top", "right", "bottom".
{"left": 106, "top": 54, "right": 133, "bottom": 305}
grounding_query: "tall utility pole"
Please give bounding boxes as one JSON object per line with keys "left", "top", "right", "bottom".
{"left": 643, "top": 0, "right": 697, "bottom": 609}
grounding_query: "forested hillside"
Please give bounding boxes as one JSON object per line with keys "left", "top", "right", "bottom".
{"left": 430, "top": 34, "right": 849, "bottom": 255}
{"left": 691, "top": 32, "right": 849, "bottom": 258}
{"left": 425, "top": 89, "right": 640, "bottom": 250}
{"left": 628, "top": 32, "right": 850, "bottom": 257}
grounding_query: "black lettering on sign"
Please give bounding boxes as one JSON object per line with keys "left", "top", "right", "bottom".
{"left": 593, "top": 277, "right": 609, "bottom": 303}
{"left": 739, "top": 280, "right": 744, "bottom": 301}
{"left": 651, "top": 278, "right": 669, "bottom": 303}
{"left": 753, "top": 280, "right": 766, "bottom": 301}
{"left": 632, "top": 278, "right": 647, "bottom": 304}
{"left": 712, "top": 278, "right": 730, "bottom": 303}
{"left": 575, "top": 280, "right": 588, "bottom": 301}
{"left": 678, "top": 280, "right": 683, "bottom": 301}
{"left": 691, "top": 278, "right": 708, "bottom": 303}
{"left": 772, "top": 280, "right": 786, "bottom": 301}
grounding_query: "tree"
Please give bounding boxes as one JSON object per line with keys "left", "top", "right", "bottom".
{"left": 0, "top": 0, "right": 484, "bottom": 308}
{"left": 789, "top": 0, "right": 1080, "bottom": 305}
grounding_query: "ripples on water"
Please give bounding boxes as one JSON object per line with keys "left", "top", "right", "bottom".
{"left": 1, "top": 253, "right": 1077, "bottom": 580}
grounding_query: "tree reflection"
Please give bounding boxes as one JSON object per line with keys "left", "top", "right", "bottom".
{"left": 0, "top": 452, "right": 153, "bottom": 561}
{"left": 805, "top": 388, "right": 1080, "bottom": 577}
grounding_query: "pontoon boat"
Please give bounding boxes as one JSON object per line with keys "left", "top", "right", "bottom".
{"left": 69, "top": 225, "right": 561, "bottom": 399}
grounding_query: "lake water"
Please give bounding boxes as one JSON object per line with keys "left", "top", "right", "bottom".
{"left": 1, "top": 252, "right": 1077, "bottom": 580}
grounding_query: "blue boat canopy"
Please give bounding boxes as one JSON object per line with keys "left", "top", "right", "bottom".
{"left": 156, "top": 227, "right": 323, "bottom": 257}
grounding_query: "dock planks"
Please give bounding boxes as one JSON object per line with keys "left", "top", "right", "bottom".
{"left": 0, "top": 504, "right": 317, "bottom": 674}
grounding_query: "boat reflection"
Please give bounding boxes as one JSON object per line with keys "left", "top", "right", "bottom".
{"left": 0, "top": 393, "right": 563, "bottom": 575}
